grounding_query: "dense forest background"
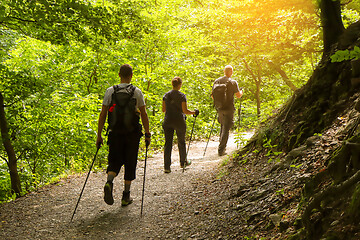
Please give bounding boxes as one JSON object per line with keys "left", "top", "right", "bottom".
{"left": 0, "top": 0, "right": 359, "bottom": 203}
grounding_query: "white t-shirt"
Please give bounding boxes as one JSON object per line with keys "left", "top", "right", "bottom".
{"left": 102, "top": 83, "right": 145, "bottom": 109}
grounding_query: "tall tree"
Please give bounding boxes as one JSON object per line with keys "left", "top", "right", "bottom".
{"left": 202, "top": 0, "right": 321, "bottom": 117}
{"left": 320, "top": 0, "right": 345, "bottom": 54}
{"left": 0, "top": 91, "right": 21, "bottom": 196}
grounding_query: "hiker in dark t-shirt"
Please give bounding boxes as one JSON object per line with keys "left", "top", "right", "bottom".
{"left": 212, "top": 65, "right": 243, "bottom": 156}
{"left": 162, "top": 77, "right": 199, "bottom": 173}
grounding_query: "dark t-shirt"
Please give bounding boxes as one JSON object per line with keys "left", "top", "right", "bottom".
{"left": 163, "top": 90, "right": 187, "bottom": 124}
{"left": 212, "top": 76, "right": 240, "bottom": 110}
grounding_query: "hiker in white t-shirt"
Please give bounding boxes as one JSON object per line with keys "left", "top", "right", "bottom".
{"left": 96, "top": 64, "right": 151, "bottom": 206}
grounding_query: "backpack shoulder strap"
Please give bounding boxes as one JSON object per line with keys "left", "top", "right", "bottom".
{"left": 216, "top": 76, "right": 230, "bottom": 84}
{"left": 113, "top": 84, "right": 136, "bottom": 94}
{"left": 111, "top": 85, "right": 118, "bottom": 101}
{"left": 111, "top": 84, "right": 134, "bottom": 106}
{"left": 127, "top": 84, "right": 136, "bottom": 97}
{"left": 113, "top": 85, "right": 120, "bottom": 91}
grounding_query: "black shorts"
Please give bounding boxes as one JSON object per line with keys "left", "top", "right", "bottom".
{"left": 107, "top": 131, "right": 142, "bottom": 181}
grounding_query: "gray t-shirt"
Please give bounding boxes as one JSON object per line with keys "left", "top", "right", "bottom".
{"left": 102, "top": 83, "right": 145, "bottom": 109}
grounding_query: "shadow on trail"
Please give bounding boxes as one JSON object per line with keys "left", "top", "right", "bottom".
{"left": 74, "top": 207, "right": 139, "bottom": 238}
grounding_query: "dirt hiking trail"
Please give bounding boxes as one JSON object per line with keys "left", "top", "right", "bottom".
{"left": 0, "top": 132, "right": 254, "bottom": 240}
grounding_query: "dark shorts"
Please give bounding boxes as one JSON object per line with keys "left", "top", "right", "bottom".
{"left": 107, "top": 131, "right": 142, "bottom": 181}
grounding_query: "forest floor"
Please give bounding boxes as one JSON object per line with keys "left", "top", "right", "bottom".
{"left": 2, "top": 121, "right": 359, "bottom": 240}
{"left": 0, "top": 131, "right": 258, "bottom": 240}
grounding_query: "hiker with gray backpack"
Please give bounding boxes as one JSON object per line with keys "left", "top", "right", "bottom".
{"left": 96, "top": 64, "right": 151, "bottom": 206}
{"left": 211, "top": 65, "right": 243, "bottom": 156}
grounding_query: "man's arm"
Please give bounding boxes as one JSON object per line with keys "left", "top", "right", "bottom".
{"left": 139, "top": 105, "right": 151, "bottom": 144}
{"left": 234, "top": 81, "right": 243, "bottom": 99}
{"left": 182, "top": 102, "right": 196, "bottom": 115}
{"left": 235, "top": 89, "right": 243, "bottom": 99}
{"left": 162, "top": 100, "right": 166, "bottom": 112}
{"left": 96, "top": 105, "right": 109, "bottom": 147}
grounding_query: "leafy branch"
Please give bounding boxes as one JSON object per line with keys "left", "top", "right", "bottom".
{"left": 330, "top": 46, "right": 360, "bottom": 62}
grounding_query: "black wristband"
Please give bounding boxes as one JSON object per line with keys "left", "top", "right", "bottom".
{"left": 145, "top": 133, "right": 151, "bottom": 138}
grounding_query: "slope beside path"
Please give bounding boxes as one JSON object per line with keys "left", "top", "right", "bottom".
{"left": 0, "top": 132, "right": 253, "bottom": 240}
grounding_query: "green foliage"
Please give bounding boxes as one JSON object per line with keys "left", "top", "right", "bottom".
{"left": 1, "top": 0, "right": 151, "bottom": 45}
{"left": 262, "top": 137, "right": 282, "bottom": 163}
{"left": 330, "top": 46, "right": 360, "bottom": 62}
{"left": 235, "top": 99, "right": 259, "bottom": 129}
{"left": 201, "top": 0, "right": 322, "bottom": 118}
{"left": 217, "top": 168, "right": 229, "bottom": 180}
{"left": 290, "top": 163, "right": 303, "bottom": 169}
{"left": 234, "top": 129, "right": 249, "bottom": 149}
{"left": 1, "top": 0, "right": 357, "bottom": 202}
{"left": 0, "top": 164, "right": 13, "bottom": 201}
{"left": 276, "top": 188, "right": 285, "bottom": 196}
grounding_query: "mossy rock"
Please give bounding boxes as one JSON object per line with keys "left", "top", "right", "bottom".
{"left": 347, "top": 183, "right": 360, "bottom": 222}
{"left": 327, "top": 145, "right": 350, "bottom": 183}
{"left": 323, "top": 235, "right": 341, "bottom": 240}
{"left": 303, "top": 170, "right": 328, "bottom": 198}
{"left": 287, "top": 228, "right": 306, "bottom": 240}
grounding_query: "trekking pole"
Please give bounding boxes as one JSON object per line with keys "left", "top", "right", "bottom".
{"left": 70, "top": 144, "right": 101, "bottom": 222}
{"left": 203, "top": 112, "right": 217, "bottom": 157}
{"left": 238, "top": 88, "right": 244, "bottom": 130}
{"left": 238, "top": 99, "right": 242, "bottom": 129}
{"left": 140, "top": 140, "right": 150, "bottom": 217}
{"left": 183, "top": 114, "right": 198, "bottom": 173}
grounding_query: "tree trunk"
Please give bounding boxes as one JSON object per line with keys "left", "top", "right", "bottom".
{"left": 255, "top": 81, "right": 261, "bottom": 118}
{"left": 242, "top": 58, "right": 262, "bottom": 118}
{"left": 0, "top": 92, "right": 21, "bottom": 196}
{"left": 320, "top": 0, "right": 345, "bottom": 54}
{"left": 268, "top": 61, "right": 298, "bottom": 91}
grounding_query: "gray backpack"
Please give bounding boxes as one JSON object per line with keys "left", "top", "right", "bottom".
{"left": 212, "top": 78, "right": 231, "bottom": 110}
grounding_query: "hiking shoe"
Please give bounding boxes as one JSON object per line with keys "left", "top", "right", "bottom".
{"left": 218, "top": 150, "right": 227, "bottom": 156}
{"left": 218, "top": 152, "right": 227, "bottom": 156}
{"left": 104, "top": 181, "right": 114, "bottom": 205}
{"left": 164, "top": 168, "right": 171, "bottom": 173}
{"left": 121, "top": 191, "right": 133, "bottom": 206}
{"left": 180, "top": 159, "right": 192, "bottom": 168}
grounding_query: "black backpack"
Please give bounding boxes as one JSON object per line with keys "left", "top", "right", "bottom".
{"left": 107, "top": 84, "right": 139, "bottom": 135}
{"left": 212, "top": 78, "right": 231, "bottom": 110}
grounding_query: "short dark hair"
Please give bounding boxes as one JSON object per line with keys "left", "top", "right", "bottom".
{"left": 119, "top": 64, "right": 133, "bottom": 79}
{"left": 172, "top": 76, "right": 182, "bottom": 88}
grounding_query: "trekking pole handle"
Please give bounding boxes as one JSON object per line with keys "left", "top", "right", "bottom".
{"left": 194, "top": 109, "right": 200, "bottom": 117}
{"left": 145, "top": 133, "right": 151, "bottom": 148}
